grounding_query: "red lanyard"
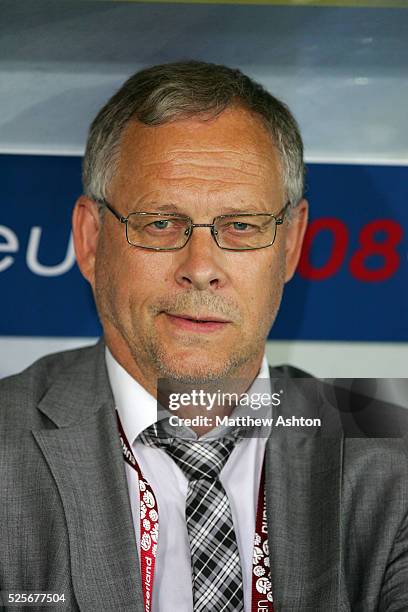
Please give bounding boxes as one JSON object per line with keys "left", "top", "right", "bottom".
{"left": 252, "top": 464, "right": 274, "bottom": 612}
{"left": 116, "top": 412, "right": 273, "bottom": 612}
{"left": 117, "top": 413, "right": 158, "bottom": 612}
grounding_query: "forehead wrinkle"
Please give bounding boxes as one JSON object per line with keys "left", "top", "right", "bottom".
{"left": 142, "top": 146, "right": 274, "bottom": 160}
{"left": 138, "top": 174, "right": 268, "bottom": 189}
{"left": 115, "top": 123, "right": 284, "bottom": 200}
{"left": 141, "top": 150, "right": 275, "bottom": 174}
{"left": 138, "top": 160, "right": 277, "bottom": 184}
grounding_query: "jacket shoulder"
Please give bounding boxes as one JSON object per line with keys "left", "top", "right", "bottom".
{"left": 269, "top": 363, "right": 314, "bottom": 378}
{"left": 0, "top": 342, "right": 101, "bottom": 428}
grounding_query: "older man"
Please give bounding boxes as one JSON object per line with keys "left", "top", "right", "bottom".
{"left": 1, "top": 61, "right": 408, "bottom": 612}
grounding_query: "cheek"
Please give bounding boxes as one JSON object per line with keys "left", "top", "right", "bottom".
{"left": 235, "top": 253, "right": 286, "bottom": 337}
{"left": 114, "top": 253, "right": 174, "bottom": 313}
{"left": 94, "top": 230, "right": 136, "bottom": 315}
{"left": 237, "top": 251, "right": 285, "bottom": 307}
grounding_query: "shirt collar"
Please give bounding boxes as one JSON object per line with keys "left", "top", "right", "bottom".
{"left": 105, "top": 346, "right": 271, "bottom": 444}
{"left": 105, "top": 347, "right": 158, "bottom": 445}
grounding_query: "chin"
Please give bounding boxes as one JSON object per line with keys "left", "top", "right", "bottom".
{"left": 151, "top": 343, "right": 256, "bottom": 384}
{"left": 159, "top": 356, "right": 228, "bottom": 383}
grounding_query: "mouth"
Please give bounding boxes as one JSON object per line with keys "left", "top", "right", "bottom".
{"left": 163, "top": 312, "right": 231, "bottom": 333}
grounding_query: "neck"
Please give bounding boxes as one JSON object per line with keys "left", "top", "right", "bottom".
{"left": 104, "top": 330, "right": 265, "bottom": 434}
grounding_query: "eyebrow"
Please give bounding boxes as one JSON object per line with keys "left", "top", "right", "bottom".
{"left": 134, "top": 202, "right": 270, "bottom": 215}
{"left": 150, "top": 203, "right": 183, "bottom": 212}
{"left": 216, "top": 205, "right": 266, "bottom": 214}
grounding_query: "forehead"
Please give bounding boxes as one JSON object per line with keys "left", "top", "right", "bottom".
{"left": 109, "top": 106, "right": 284, "bottom": 205}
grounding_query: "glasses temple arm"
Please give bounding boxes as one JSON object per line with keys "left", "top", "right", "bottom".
{"left": 276, "top": 201, "right": 291, "bottom": 224}
{"left": 94, "top": 198, "right": 127, "bottom": 223}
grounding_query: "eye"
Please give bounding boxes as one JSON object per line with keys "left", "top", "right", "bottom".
{"left": 144, "top": 218, "right": 179, "bottom": 232}
{"left": 232, "top": 222, "right": 251, "bottom": 231}
{"left": 224, "top": 221, "right": 259, "bottom": 233}
{"left": 143, "top": 217, "right": 187, "bottom": 234}
{"left": 151, "top": 220, "right": 171, "bottom": 230}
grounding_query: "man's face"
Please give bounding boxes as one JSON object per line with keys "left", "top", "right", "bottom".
{"left": 74, "top": 106, "right": 307, "bottom": 391}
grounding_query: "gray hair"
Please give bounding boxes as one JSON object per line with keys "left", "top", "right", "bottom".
{"left": 83, "top": 61, "right": 305, "bottom": 208}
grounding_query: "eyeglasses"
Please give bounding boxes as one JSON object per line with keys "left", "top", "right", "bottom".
{"left": 94, "top": 198, "right": 290, "bottom": 252}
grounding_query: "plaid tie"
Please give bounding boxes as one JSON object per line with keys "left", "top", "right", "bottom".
{"left": 140, "top": 423, "right": 244, "bottom": 611}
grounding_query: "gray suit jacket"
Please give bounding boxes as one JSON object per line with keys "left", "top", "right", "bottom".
{"left": 1, "top": 340, "right": 408, "bottom": 611}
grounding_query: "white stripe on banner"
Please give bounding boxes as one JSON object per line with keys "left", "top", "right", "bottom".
{"left": 0, "top": 337, "right": 406, "bottom": 380}
{"left": 265, "top": 341, "right": 408, "bottom": 378}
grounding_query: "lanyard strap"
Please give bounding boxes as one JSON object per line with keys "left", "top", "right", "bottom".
{"left": 252, "top": 463, "right": 273, "bottom": 611}
{"left": 117, "top": 412, "right": 158, "bottom": 612}
{"left": 116, "top": 412, "right": 273, "bottom": 612}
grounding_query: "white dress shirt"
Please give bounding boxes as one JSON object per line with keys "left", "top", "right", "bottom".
{"left": 105, "top": 348, "right": 271, "bottom": 612}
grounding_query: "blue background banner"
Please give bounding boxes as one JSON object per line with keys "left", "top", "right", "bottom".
{"left": 1, "top": 154, "right": 407, "bottom": 341}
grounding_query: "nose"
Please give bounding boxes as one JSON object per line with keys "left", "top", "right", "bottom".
{"left": 173, "top": 225, "right": 227, "bottom": 291}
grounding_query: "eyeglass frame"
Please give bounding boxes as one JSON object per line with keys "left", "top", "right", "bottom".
{"left": 93, "top": 197, "right": 291, "bottom": 252}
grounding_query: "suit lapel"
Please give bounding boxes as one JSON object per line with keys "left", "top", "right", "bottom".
{"left": 265, "top": 372, "right": 344, "bottom": 610}
{"left": 32, "top": 341, "right": 144, "bottom": 612}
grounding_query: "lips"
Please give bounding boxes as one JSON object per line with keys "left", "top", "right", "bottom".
{"left": 163, "top": 312, "right": 230, "bottom": 332}
{"left": 169, "top": 313, "right": 229, "bottom": 323}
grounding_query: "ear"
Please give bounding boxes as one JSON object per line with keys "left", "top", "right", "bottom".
{"left": 72, "top": 196, "right": 101, "bottom": 289}
{"left": 284, "top": 198, "right": 308, "bottom": 282}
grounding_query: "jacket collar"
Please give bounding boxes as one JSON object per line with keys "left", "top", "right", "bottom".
{"left": 37, "top": 338, "right": 113, "bottom": 428}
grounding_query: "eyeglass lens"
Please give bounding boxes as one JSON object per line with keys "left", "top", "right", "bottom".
{"left": 125, "top": 214, "right": 278, "bottom": 250}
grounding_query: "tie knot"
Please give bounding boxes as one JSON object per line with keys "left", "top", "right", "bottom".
{"left": 139, "top": 423, "right": 241, "bottom": 481}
